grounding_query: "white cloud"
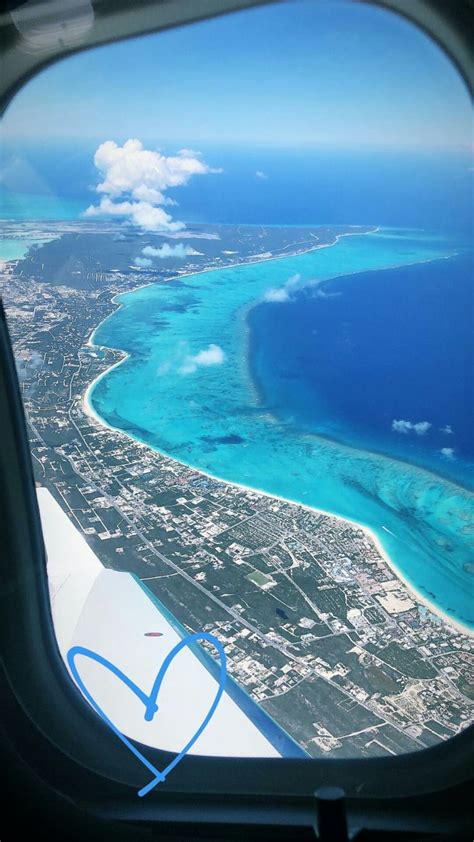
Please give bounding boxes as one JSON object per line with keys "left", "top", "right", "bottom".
{"left": 157, "top": 361, "right": 172, "bottom": 376}
{"left": 440, "top": 447, "right": 455, "bottom": 459}
{"left": 134, "top": 257, "right": 152, "bottom": 268}
{"left": 178, "top": 148, "right": 201, "bottom": 158}
{"left": 84, "top": 139, "right": 221, "bottom": 232}
{"left": 415, "top": 421, "right": 430, "bottom": 434}
{"left": 263, "top": 272, "right": 302, "bottom": 303}
{"left": 94, "top": 139, "right": 214, "bottom": 196}
{"left": 168, "top": 230, "right": 220, "bottom": 240}
{"left": 264, "top": 287, "right": 290, "bottom": 302}
{"left": 179, "top": 344, "right": 225, "bottom": 375}
{"left": 142, "top": 243, "right": 203, "bottom": 259}
{"left": 392, "top": 419, "right": 432, "bottom": 435}
{"left": 255, "top": 170, "right": 268, "bottom": 180}
{"left": 413, "top": 422, "right": 431, "bottom": 435}
{"left": 312, "top": 287, "right": 341, "bottom": 299}
{"left": 132, "top": 184, "right": 176, "bottom": 205}
{"left": 30, "top": 350, "right": 43, "bottom": 367}
{"left": 440, "top": 424, "right": 454, "bottom": 435}
{"left": 392, "top": 421, "right": 411, "bottom": 434}
{"left": 84, "top": 197, "right": 184, "bottom": 233}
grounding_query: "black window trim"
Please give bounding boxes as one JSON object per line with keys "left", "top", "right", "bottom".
{"left": 1, "top": 296, "right": 473, "bottom": 834}
{"left": 0, "top": 0, "right": 472, "bottom": 118}
{"left": 1, "top": 1, "right": 473, "bottom": 836}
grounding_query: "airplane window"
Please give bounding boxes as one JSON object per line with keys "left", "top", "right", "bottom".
{"left": 1, "top": 0, "right": 473, "bottom": 770}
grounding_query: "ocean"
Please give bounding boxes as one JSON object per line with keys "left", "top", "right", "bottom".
{"left": 248, "top": 249, "right": 474, "bottom": 487}
{"left": 1, "top": 144, "right": 473, "bottom": 630}
{"left": 0, "top": 142, "right": 472, "bottom": 232}
{"left": 87, "top": 230, "right": 473, "bottom": 632}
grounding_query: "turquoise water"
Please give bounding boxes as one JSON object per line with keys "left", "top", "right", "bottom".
{"left": 0, "top": 189, "right": 85, "bottom": 221}
{"left": 0, "top": 235, "right": 60, "bottom": 262}
{"left": 249, "top": 251, "right": 474, "bottom": 490}
{"left": 0, "top": 190, "right": 82, "bottom": 261}
{"left": 89, "top": 230, "right": 474, "bottom": 632}
{"left": 0, "top": 238, "right": 46, "bottom": 262}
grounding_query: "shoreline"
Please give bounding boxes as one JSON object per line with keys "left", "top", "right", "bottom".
{"left": 82, "top": 379, "right": 473, "bottom": 639}
{"left": 244, "top": 257, "right": 473, "bottom": 496}
{"left": 79, "top": 229, "right": 473, "bottom": 639}
{"left": 86, "top": 225, "right": 379, "bottom": 348}
{"left": 88, "top": 227, "right": 457, "bottom": 358}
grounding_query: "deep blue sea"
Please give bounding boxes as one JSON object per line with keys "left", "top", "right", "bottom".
{"left": 0, "top": 141, "right": 472, "bottom": 233}
{"left": 85, "top": 230, "right": 474, "bottom": 632}
{"left": 248, "top": 250, "right": 474, "bottom": 488}
{"left": 1, "top": 143, "right": 473, "bottom": 630}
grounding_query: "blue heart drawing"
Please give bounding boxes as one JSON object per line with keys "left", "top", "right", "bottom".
{"left": 67, "top": 631, "right": 227, "bottom": 797}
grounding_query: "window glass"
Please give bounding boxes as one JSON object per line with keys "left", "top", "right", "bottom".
{"left": 1, "top": 0, "right": 473, "bottom": 765}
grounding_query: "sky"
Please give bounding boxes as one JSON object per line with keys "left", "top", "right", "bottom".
{"left": 2, "top": 0, "right": 472, "bottom": 150}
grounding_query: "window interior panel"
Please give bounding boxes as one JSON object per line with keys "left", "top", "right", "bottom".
{"left": 0, "top": 0, "right": 473, "bottom": 776}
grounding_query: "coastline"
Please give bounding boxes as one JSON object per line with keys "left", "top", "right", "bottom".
{"left": 86, "top": 225, "right": 379, "bottom": 349}
{"left": 82, "top": 378, "right": 473, "bottom": 639}
{"left": 244, "top": 253, "right": 472, "bottom": 495}
{"left": 79, "top": 228, "right": 473, "bottom": 640}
